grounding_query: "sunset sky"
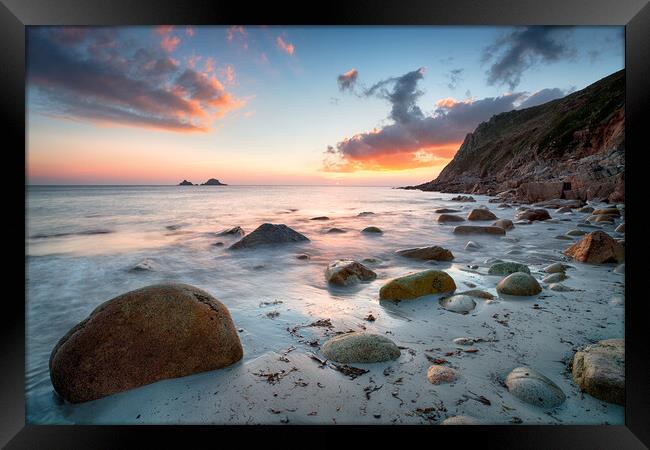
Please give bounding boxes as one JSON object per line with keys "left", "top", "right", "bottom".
{"left": 26, "top": 26, "right": 623, "bottom": 186}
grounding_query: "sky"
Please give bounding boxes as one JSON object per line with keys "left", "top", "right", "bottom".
{"left": 26, "top": 26, "right": 624, "bottom": 186}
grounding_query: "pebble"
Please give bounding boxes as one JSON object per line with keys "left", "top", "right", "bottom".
{"left": 543, "top": 272, "right": 568, "bottom": 283}
{"left": 505, "top": 367, "right": 566, "bottom": 408}
{"left": 427, "top": 365, "right": 458, "bottom": 384}
{"left": 543, "top": 262, "right": 568, "bottom": 273}
{"left": 439, "top": 295, "right": 477, "bottom": 314}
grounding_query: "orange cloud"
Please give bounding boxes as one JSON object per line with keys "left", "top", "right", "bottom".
{"left": 203, "top": 57, "right": 215, "bottom": 73}
{"left": 155, "top": 25, "right": 174, "bottom": 36}
{"left": 435, "top": 97, "right": 460, "bottom": 108}
{"left": 323, "top": 142, "right": 460, "bottom": 172}
{"left": 161, "top": 35, "right": 181, "bottom": 52}
{"left": 28, "top": 28, "right": 244, "bottom": 133}
{"left": 276, "top": 36, "right": 295, "bottom": 55}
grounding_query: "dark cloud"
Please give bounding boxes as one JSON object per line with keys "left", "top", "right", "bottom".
{"left": 324, "top": 68, "right": 532, "bottom": 172}
{"left": 27, "top": 27, "right": 242, "bottom": 132}
{"left": 446, "top": 68, "right": 464, "bottom": 90}
{"left": 483, "top": 26, "right": 575, "bottom": 89}
{"left": 337, "top": 69, "right": 358, "bottom": 92}
{"left": 364, "top": 67, "right": 426, "bottom": 124}
{"left": 517, "top": 87, "right": 566, "bottom": 109}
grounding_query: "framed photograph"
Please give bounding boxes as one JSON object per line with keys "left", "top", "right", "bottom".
{"left": 3, "top": 0, "right": 649, "bottom": 447}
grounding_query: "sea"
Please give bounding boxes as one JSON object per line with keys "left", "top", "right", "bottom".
{"left": 25, "top": 185, "right": 624, "bottom": 424}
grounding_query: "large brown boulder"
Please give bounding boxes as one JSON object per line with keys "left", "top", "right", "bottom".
{"left": 467, "top": 208, "right": 497, "bottom": 221}
{"left": 564, "top": 231, "right": 624, "bottom": 263}
{"left": 572, "top": 339, "right": 624, "bottom": 405}
{"left": 49, "top": 284, "right": 243, "bottom": 403}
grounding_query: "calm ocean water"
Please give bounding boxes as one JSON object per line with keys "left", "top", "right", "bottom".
{"left": 26, "top": 185, "right": 623, "bottom": 424}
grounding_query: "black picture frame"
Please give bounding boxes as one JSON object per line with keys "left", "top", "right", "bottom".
{"left": 3, "top": 0, "right": 649, "bottom": 448}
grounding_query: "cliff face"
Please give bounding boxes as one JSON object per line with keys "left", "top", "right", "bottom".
{"left": 412, "top": 69, "right": 625, "bottom": 203}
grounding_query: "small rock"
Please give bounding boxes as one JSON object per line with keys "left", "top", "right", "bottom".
{"left": 566, "top": 229, "right": 586, "bottom": 237}
{"left": 453, "top": 225, "right": 505, "bottom": 235}
{"left": 296, "top": 253, "right": 310, "bottom": 260}
{"left": 458, "top": 289, "right": 494, "bottom": 299}
{"left": 438, "top": 214, "right": 465, "bottom": 223}
{"left": 572, "top": 339, "right": 624, "bottom": 405}
{"left": 556, "top": 206, "right": 572, "bottom": 214}
{"left": 216, "top": 226, "right": 245, "bottom": 237}
{"left": 379, "top": 269, "right": 456, "bottom": 301}
{"left": 564, "top": 231, "right": 624, "bottom": 263}
{"left": 321, "top": 332, "right": 400, "bottom": 363}
{"left": 543, "top": 272, "right": 567, "bottom": 283}
{"left": 613, "top": 263, "right": 624, "bottom": 274}
{"left": 492, "top": 219, "right": 514, "bottom": 230}
{"left": 543, "top": 262, "right": 570, "bottom": 273}
{"left": 593, "top": 208, "right": 621, "bottom": 217}
{"left": 396, "top": 246, "right": 454, "bottom": 261}
{"left": 591, "top": 215, "right": 615, "bottom": 223}
{"left": 434, "top": 208, "right": 460, "bottom": 213}
{"left": 453, "top": 337, "right": 475, "bottom": 346}
{"left": 450, "top": 195, "right": 475, "bottom": 202}
{"left": 515, "top": 209, "right": 551, "bottom": 222}
{"left": 615, "top": 223, "right": 625, "bottom": 233}
{"left": 213, "top": 242, "right": 224, "bottom": 247}
{"left": 362, "top": 226, "right": 383, "bottom": 234}
{"left": 327, "top": 228, "right": 346, "bottom": 234}
{"left": 325, "top": 260, "right": 377, "bottom": 286}
{"left": 549, "top": 283, "right": 574, "bottom": 292}
{"left": 230, "top": 223, "right": 309, "bottom": 250}
{"left": 357, "top": 211, "right": 375, "bottom": 216}
{"left": 555, "top": 235, "right": 573, "bottom": 240}
{"left": 426, "top": 365, "right": 458, "bottom": 384}
{"left": 129, "top": 259, "right": 158, "bottom": 272}
{"left": 441, "top": 415, "right": 481, "bottom": 425}
{"left": 439, "top": 295, "right": 477, "bottom": 314}
{"left": 496, "top": 272, "right": 542, "bottom": 296}
{"left": 464, "top": 241, "right": 481, "bottom": 251}
{"left": 577, "top": 206, "right": 595, "bottom": 213}
{"left": 506, "top": 367, "right": 566, "bottom": 408}
{"left": 488, "top": 262, "right": 530, "bottom": 276}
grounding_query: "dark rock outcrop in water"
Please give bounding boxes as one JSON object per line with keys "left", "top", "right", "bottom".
{"left": 201, "top": 178, "right": 227, "bottom": 186}
{"left": 178, "top": 180, "right": 194, "bottom": 186}
{"left": 408, "top": 70, "right": 625, "bottom": 203}
{"left": 49, "top": 283, "right": 243, "bottom": 403}
{"left": 229, "top": 223, "right": 309, "bottom": 249}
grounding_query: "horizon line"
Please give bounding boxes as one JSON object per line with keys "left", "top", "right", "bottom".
{"left": 26, "top": 183, "right": 408, "bottom": 188}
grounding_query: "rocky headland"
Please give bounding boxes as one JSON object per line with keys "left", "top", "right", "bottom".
{"left": 406, "top": 69, "right": 624, "bottom": 204}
